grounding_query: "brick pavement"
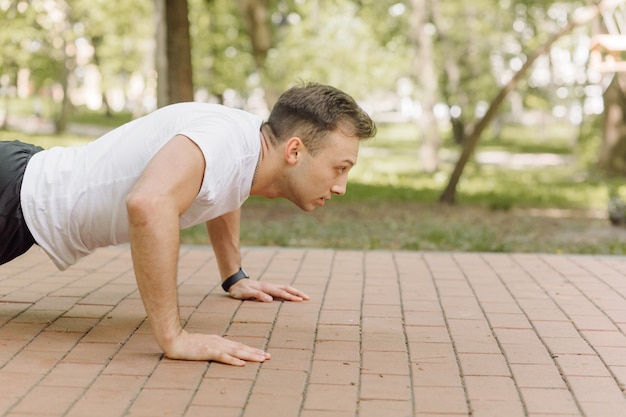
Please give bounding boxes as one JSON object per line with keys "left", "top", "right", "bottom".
{"left": 1, "top": 246, "right": 626, "bottom": 417}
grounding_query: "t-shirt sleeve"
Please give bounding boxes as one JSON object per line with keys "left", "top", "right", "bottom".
{"left": 177, "top": 122, "right": 238, "bottom": 205}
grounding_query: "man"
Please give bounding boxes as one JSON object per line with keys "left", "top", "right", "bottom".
{"left": 0, "top": 83, "right": 376, "bottom": 365}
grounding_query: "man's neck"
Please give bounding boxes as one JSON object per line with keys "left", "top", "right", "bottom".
{"left": 250, "top": 129, "right": 282, "bottom": 199}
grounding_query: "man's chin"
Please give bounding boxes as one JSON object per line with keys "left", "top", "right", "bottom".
{"left": 297, "top": 202, "right": 318, "bottom": 212}
{"left": 289, "top": 197, "right": 320, "bottom": 212}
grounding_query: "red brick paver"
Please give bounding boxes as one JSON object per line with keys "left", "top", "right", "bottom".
{"left": 1, "top": 246, "right": 626, "bottom": 417}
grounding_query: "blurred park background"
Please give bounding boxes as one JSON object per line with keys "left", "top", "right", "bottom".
{"left": 1, "top": 0, "right": 625, "bottom": 254}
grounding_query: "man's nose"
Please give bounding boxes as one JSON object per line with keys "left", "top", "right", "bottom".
{"left": 331, "top": 180, "right": 347, "bottom": 195}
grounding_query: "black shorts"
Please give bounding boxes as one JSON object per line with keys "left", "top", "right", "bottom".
{"left": 0, "top": 140, "right": 44, "bottom": 265}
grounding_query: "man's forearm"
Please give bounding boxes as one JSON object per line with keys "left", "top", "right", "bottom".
{"left": 128, "top": 198, "right": 183, "bottom": 352}
{"left": 206, "top": 209, "right": 242, "bottom": 280}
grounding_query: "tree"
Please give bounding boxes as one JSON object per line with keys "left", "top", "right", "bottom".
{"left": 189, "top": 0, "right": 256, "bottom": 103}
{"left": 0, "top": 0, "right": 76, "bottom": 132}
{"left": 439, "top": 2, "right": 604, "bottom": 204}
{"left": 36, "top": 0, "right": 74, "bottom": 133}
{"left": 428, "top": 0, "right": 516, "bottom": 151}
{"left": 599, "top": 73, "right": 626, "bottom": 175}
{"left": 236, "top": 0, "right": 279, "bottom": 106}
{"left": 410, "top": 0, "right": 440, "bottom": 173}
{"left": 593, "top": 0, "right": 626, "bottom": 176}
{"left": 237, "top": 0, "right": 271, "bottom": 70}
{"left": 164, "top": 0, "right": 194, "bottom": 103}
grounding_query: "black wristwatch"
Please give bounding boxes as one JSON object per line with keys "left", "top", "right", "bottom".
{"left": 221, "top": 267, "right": 249, "bottom": 292}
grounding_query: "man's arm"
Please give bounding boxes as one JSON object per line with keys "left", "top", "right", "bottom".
{"left": 206, "top": 209, "right": 242, "bottom": 281}
{"left": 206, "top": 209, "right": 310, "bottom": 302}
{"left": 126, "top": 134, "right": 269, "bottom": 364}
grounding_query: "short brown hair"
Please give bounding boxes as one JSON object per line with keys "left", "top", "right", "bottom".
{"left": 264, "top": 83, "right": 376, "bottom": 155}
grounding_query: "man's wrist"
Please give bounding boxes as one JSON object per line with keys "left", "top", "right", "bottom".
{"left": 222, "top": 267, "right": 249, "bottom": 292}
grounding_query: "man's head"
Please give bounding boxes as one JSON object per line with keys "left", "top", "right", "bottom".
{"left": 264, "top": 83, "right": 376, "bottom": 155}
{"left": 260, "top": 83, "right": 376, "bottom": 211}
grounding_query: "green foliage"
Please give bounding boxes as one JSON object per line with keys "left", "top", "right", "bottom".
{"left": 191, "top": 0, "right": 255, "bottom": 96}
{"left": 436, "top": 0, "right": 506, "bottom": 103}
{"left": 264, "top": 0, "right": 408, "bottom": 95}
{"left": 0, "top": 2, "right": 56, "bottom": 88}
{"left": 68, "top": 0, "right": 153, "bottom": 100}
{"left": 0, "top": 0, "right": 603, "bottom": 126}
{"left": 0, "top": 0, "right": 153, "bottom": 125}
{"left": 433, "top": 0, "right": 587, "bottom": 131}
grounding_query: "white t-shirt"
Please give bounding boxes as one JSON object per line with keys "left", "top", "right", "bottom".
{"left": 20, "top": 103, "right": 262, "bottom": 270}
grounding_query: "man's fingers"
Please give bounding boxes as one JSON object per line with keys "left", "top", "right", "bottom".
{"left": 228, "top": 280, "right": 310, "bottom": 302}
{"left": 268, "top": 285, "right": 309, "bottom": 301}
{"left": 219, "top": 344, "right": 270, "bottom": 366}
{"left": 227, "top": 342, "right": 272, "bottom": 363}
{"left": 165, "top": 331, "right": 270, "bottom": 364}
{"left": 251, "top": 290, "right": 273, "bottom": 303}
{"left": 232, "top": 286, "right": 273, "bottom": 302}
{"left": 218, "top": 354, "right": 246, "bottom": 367}
{"left": 274, "top": 290, "right": 303, "bottom": 301}
{"left": 283, "top": 285, "right": 310, "bottom": 300}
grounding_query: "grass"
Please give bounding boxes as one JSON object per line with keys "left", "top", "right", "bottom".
{"left": 178, "top": 198, "right": 625, "bottom": 255}
{"left": 2, "top": 114, "right": 624, "bottom": 255}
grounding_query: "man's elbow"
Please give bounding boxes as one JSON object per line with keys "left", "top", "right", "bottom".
{"left": 126, "top": 191, "right": 161, "bottom": 227}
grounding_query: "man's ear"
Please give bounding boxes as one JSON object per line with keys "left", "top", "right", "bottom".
{"left": 284, "top": 137, "right": 303, "bottom": 165}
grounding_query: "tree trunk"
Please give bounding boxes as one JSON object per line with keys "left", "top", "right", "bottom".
{"left": 154, "top": 0, "right": 168, "bottom": 107}
{"left": 164, "top": 0, "right": 194, "bottom": 104}
{"left": 432, "top": 0, "right": 471, "bottom": 146}
{"left": 0, "top": 78, "right": 9, "bottom": 130}
{"left": 53, "top": 1, "right": 73, "bottom": 134}
{"left": 410, "top": 0, "right": 440, "bottom": 173}
{"left": 55, "top": 32, "right": 74, "bottom": 134}
{"left": 55, "top": 62, "right": 71, "bottom": 134}
{"left": 439, "top": 5, "right": 601, "bottom": 204}
{"left": 236, "top": 0, "right": 280, "bottom": 108}
{"left": 599, "top": 73, "right": 626, "bottom": 175}
{"left": 237, "top": 0, "right": 271, "bottom": 70}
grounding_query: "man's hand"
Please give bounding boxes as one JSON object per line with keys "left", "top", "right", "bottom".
{"left": 164, "top": 329, "right": 271, "bottom": 365}
{"left": 228, "top": 279, "right": 310, "bottom": 302}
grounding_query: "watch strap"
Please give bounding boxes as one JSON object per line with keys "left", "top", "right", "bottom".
{"left": 221, "top": 267, "right": 249, "bottom": 292}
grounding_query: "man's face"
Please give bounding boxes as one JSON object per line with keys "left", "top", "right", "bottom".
{"left": 286, "top": 130, "right": 360, "bottom": 212}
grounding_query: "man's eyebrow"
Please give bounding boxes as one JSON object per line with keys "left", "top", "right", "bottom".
{"left": 342, "top": 158, "right": 356, "bottom": 166}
